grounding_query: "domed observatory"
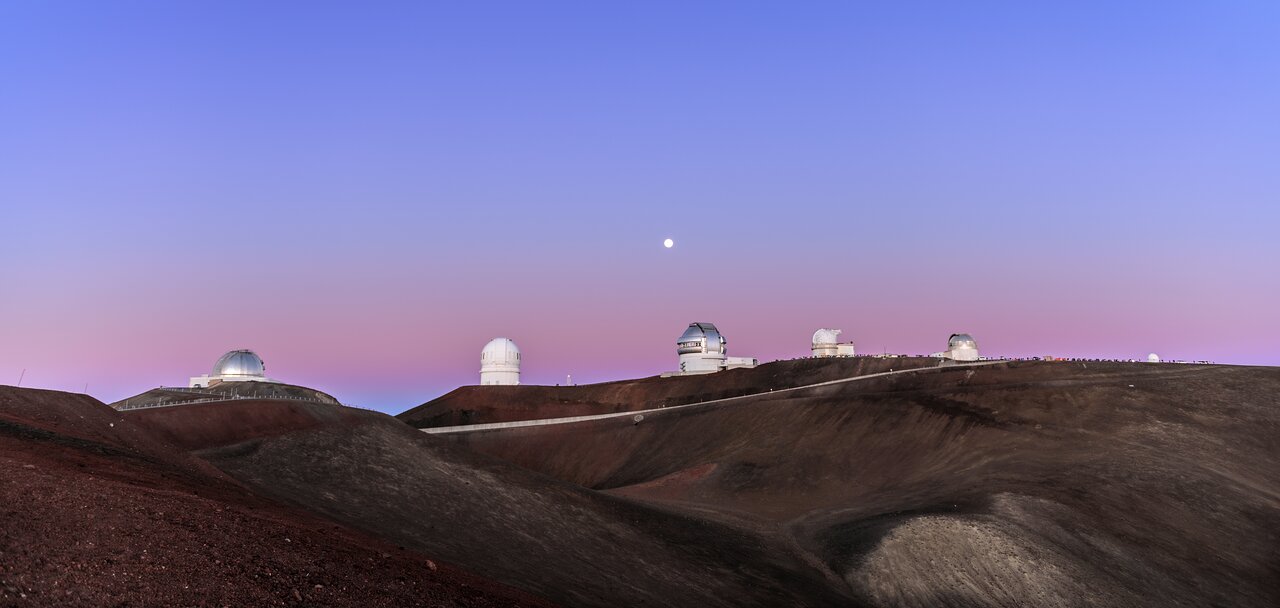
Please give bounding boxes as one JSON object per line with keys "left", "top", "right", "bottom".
{"left": 676, "top": 322, "right": 757, "bottom": 374}
{"left": 812, "top": 329, "right": 841, "bottom": 357}
{"left": 812, "top": 329, "right": 856, "bottom": 357}
{"left": 480, "top": 337, "right": 521, "bottom": 385}
{"left": 189, "top": 349, "right": 279, "bottom": 388}
{"left": 678, "top": 323, "right": 727, "bottom": 373}
{"left": 1147, "top": 353, "right": 1161, "bottom": 363}
{"left": 940, "top": 333, "right": 980, "bottom": 362}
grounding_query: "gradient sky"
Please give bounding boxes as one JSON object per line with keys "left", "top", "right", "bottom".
{"left": 2, "top": 1, "right": 1277, "bottom": 412}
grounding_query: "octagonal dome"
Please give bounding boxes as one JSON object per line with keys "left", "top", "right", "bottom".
{"left": 677, "top": 322, "right": 725, "bottom": 355}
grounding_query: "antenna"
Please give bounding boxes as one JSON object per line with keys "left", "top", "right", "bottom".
{"left": 17, "top": 369, "right": 25, "bottom": 387}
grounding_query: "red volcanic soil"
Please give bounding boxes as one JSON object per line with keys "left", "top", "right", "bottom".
{"left": 0, "top": 386, "right": 553, "bottom": 607}
{"left": 436, "top": 360, "right": 1280, "bottom": 607}
{"left": 122, "top": 398, "right": 370, "bottom": 452}
{"left": 400, "top": 356, "right": 940, "bottom": 427}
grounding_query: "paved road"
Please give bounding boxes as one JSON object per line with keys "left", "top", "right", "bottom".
{"left": 422, "top": 360, "right": 1004, "bottom": 435}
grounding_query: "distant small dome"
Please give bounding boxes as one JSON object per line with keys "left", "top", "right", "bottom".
{"left": 677, "top": 322, "right": 725, "bottom": 355}
{"left": 481, "top": 337, "right": 521, "bottom": 367}
{"left": 212, "top": 349, "right": 266, "bottom": 378}
{"left": 812, "top": 328, "right": 842, "bottom": 346}
{"left": 948, "top": 333, "right": 977, "bottom": 349}
{"left": 1147, "top": 353, "right": 1160, "bottom": 363}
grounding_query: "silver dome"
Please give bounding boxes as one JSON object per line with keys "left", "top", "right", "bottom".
{"left": 212, "top": 349, "right": 266, "bottom": 378}
{"left": 677, "top": 322, "right": 726, "bottom": 355}
{"left": 948, "top": 333, "right": 977, "bottom": 349}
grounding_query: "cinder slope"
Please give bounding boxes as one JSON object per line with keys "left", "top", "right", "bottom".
{"left": 400, "top": 356, "right": 939, "bottom": 427}
{"left": 130, "top": 400, "right": 854, "bottom": 607}
{"left": 439, "top": 361, "right": 1280, "bottom": 608}
{"left": 0, "top": 386, "right": 554, "bottom": 607}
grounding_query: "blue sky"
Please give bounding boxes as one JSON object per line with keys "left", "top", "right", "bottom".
{"left": 2, "top": 2, "right": 1277, "bottom": 411}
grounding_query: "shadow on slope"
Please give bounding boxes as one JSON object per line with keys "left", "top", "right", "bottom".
{"left": 439, "top": 361, "right": 1280, "bottom": 608}
{"left": 126, "top": 397, "right": 855, "bottom": 607}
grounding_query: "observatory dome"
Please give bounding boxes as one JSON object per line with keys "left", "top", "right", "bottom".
{"left": 940, "top": 333, "right": 980, "bottom": 362}
{"left": 212, "top": 349, "right": 266, "bottom": 379}
{"left": 677, "top": 323, "right": 725, "bottom": 355}
{"left": 812, "top": 328, "right": 841, "bottom": 346}
{"left": 481, "top": 337, "right": 520, "bottom": 366}
{"left": 677, "top": 322, "right": 728, "bottom": 373}
{"left": 480, "top": 337, "right": 521, "bottom": 385}
{"left": 1147, "top": 353, "right": 1161, "bottom": 363}
{"left": 948, "top": 334, "right": 978, "bottom": 349}
{"left": 812, "top": 328, "right": 842, "bottom": 357}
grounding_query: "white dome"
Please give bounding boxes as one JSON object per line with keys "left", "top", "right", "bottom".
{"left": 212, "top": 349, "right": 266, "bottom": 378}
{"left": 1147, "top": 353, "right": 1161, "bottom": 363}
{"left": 479, "top": 337, "right": 520, "bottom": 385}
{"left": 481, "top": 337, "right": 521, "bottom": 367}
{"left": 812, "top": 328, "right": 842, "bottom": 345}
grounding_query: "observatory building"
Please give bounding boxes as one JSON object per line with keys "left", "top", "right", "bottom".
{"left": 188, "top": 349, "right": 279, "bottom": 388}
{"left": 934, "top": 334, "right": 980, "bottom": 362}
{"left": 1147, "top": 353, "right": 1161, "bottom": 363}
{"left": 480, "top": 337, "right": 521, "bottom": 385}
{"left": 676, "top": 322, "right": 757, "bottom": 374}
{"left": 811, "top": 328, "right": 856, "bottom": 358}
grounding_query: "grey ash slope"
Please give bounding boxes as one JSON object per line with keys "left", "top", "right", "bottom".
{"left": 433, "top": 360, "right": 1280, "bottom": 608}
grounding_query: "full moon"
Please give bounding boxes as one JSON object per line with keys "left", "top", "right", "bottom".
{"left": 663, "top": 238, "right": 674, "bottom": 248}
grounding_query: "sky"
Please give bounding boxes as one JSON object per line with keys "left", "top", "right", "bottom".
{"left": 1, "top": 1, "right": 1277, "bottom": 413}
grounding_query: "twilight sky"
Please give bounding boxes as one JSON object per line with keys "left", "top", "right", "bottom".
{"left": 1, "top": 1, "right": 1277, "bottom": 412}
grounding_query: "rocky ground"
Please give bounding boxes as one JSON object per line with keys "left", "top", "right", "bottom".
{"left": 429, "top": 360, "right": 1280, "bottom": 607}
{"left": 0, "top": 386, "right": 552, "bottom": 607}
{"left": 6, "top": 357, "right": 1279, "bottom": 607}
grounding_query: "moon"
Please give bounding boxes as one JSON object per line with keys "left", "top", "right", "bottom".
{"left": 663, "top": 238, "right": 674, "bottom": 248}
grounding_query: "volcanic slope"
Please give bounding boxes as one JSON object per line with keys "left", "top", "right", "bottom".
{"left": 0, "top": 386, "right": 553, "bottom": 607}
{"left": 124, "top": 397, "right": 853, "bottom": 607}
{"left": 436, "top": 360, "right": 1280, "bottom": 608}
{"left": 400, "top": 356, "right": 940, "bottom": 427}
{"left": 112, "top": 379, "right": 340, "bottom": 409}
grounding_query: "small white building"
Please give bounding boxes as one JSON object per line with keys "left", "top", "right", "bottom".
{"left": 1147, "top": 353, "right": 1161, "bottom": 363}
{"left": 812, "top": 328, "right": 856, "bottom": 357}
{"left": 676, "top": 322, "right": 757, "bottom": 374}
{"left": 480, "top": 337, "right": 521, "bottom": 385}
{"left": 933, "top": 333, "right": 980, "bottom": 362}
{"left": 189, "top": 349, "right": 279, "bottom": 388}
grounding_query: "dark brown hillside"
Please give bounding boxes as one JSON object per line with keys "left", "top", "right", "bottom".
{"left": 436, "top": 361, "right": 1280, "bottom": 607}
{"left": 127, "top": 398, "right": 855, "bottom": 607}
{"left": 0, "top": 386, "right": 554, "bottom": 607}
{"left": 121, "top": 398, "right": 370, "bottom": 452}
{"left": 400, "top": 356, "right": 940, "bottom": 427}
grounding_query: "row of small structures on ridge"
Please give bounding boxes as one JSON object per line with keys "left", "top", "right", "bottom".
{"left": 183, "top": 322, "right": 1172, "bottom": 389}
